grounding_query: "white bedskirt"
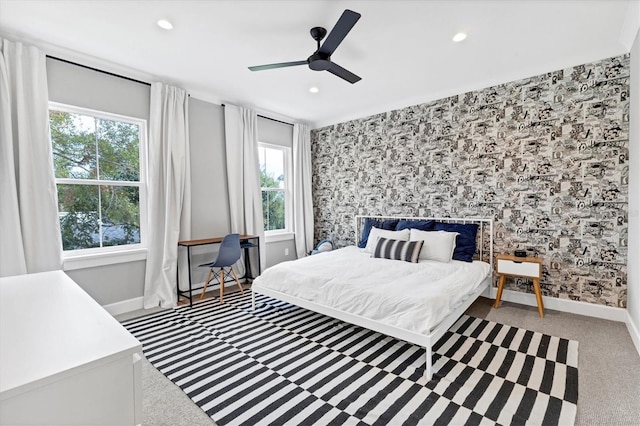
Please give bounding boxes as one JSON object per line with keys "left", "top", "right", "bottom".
{"left": 252, "top": 246, "right": 491, "bottom": 335}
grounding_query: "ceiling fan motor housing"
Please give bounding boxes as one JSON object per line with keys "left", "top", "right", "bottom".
{"left": 308, "top": 52, "right": 331, "bottom": 71}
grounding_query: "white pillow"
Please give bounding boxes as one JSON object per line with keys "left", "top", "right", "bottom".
{"left": 364, "top": 228, "right": 410, "bottom": 253}
{"left": 409, "top": 229, "right": 458, "bottom": 263}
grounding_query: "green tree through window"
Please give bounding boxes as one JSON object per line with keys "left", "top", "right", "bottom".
{"left": 49, "top": 107, "right": 144, "bottom": 251}
{"left": 261, "top": 169, "right": 285, "bottom": 230}
{"left": 259, "top": 144, "right": 288, "bottom": 232}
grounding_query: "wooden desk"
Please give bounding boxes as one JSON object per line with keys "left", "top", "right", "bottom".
{"left": 177, "top": 234, "right": 260, "bottom": 307}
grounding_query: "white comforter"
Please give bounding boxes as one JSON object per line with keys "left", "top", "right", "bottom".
{"left": 252, "top": 246, "right": 491, "bottom": 335}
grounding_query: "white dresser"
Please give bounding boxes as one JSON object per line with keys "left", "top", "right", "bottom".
{"left": 0, "top": 271, "right": 142, "bottom": 425}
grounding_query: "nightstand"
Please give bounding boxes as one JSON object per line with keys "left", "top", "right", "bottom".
{"left": 494, "top": 253, "right": 545, "bottom": 317}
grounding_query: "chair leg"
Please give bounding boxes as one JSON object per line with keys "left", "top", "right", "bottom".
{"left": 200, "top": 269, "right": 213, "bottom": 300}
{"left": 219, "top": 269, "right": 225, "bottom": 303}
{"left": 231, "top": 266, "right": 244, "bottom": 295}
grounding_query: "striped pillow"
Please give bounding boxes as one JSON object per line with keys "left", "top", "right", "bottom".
{"left": 372, "top": 237, "right": 424, "bottom": 263}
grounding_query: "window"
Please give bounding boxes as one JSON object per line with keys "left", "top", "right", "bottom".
{"left": 258, "top": 143, "right": 291, "bottom": 235}
{"left": 49, "top": 103, "right": 146, "bottom": 255}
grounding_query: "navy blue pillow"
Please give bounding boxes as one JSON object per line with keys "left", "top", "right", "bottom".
{"left": 358, "top": 218, "right": 399, "bottom": 248}
{"left": 433, "top": 222, "right": 479, "bottom": 262}
{"left": 395, "top": 219, "right": 436, "bottom": 232}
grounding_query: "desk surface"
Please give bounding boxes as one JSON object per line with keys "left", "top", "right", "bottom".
{"left": 178, "top": 234, "right": 258, "bottom": 247}
{"left": 0, "top": 270, "right": 141, "bottom": 399}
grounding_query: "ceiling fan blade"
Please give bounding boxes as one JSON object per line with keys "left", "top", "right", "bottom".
{"left": 318, "top": 9, "right": 361, "bottom": 56}
{"left": 327, "top": 62, "right": 361, "bottom": 84}
{"left": 248, "top": 60, "right": 308, "bottom": 71}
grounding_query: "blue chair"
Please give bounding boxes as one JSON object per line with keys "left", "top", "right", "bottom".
{"left": 199, "top": 233, "right": 244, "bottom": 303}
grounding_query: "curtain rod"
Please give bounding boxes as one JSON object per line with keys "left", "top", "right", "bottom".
{"left": 46, "top": 55, "right": 151, "bottom": 87}
{"left": 221, "top": 104, "right": 293, "bottom": 126}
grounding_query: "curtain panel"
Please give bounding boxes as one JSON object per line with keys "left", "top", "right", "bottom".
{"left": 0, "top": 38, "right": 62, "bottom": 277}
{"left": 293, "top": 123, "right": 314, "bottom": 258}
{"left": 224, "top": 105, "right": 265, "bottom": 274}
{"left": 143, "top": 83, "right": 191, "bottom": 308}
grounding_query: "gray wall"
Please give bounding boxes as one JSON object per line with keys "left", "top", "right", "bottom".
{"left": 187, "top": 112, "right": 298, "bottom": 284}
{"left": 47, "top": 58, "right": 150, "bottom": 306}
{"left": 186, "top": 98, "right": 230, "bottom": 286}
{"left": 265, "top": 239, "right": 296, "bottom": 268}
{"left": 311, "top": 54, "right": 630, "bottom": 308}
{"left": 186, "top": 110, "right": 297, "bottom": 283}
{"left": 189, "top": 99, "right": 229, "bottom": 238}
{"left": 66, "top": 262, "right": 146, "bottom": 305}
{"left": 628, "top": 29, "right": 640, "bottom": 337}
{"left": 257, "top": 116, "right": 297, "bottom": 268}
{"left": 47, "top": 59, "right": 295, "bottom": 305}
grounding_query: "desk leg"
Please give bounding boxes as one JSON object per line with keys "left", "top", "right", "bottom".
{"left": 244, "top": 246, "right": 252, "bottom": 281}
{"left": 241, "top": 238, "right": 260, "bottom": 281}
{"left": 187, "top": 246, "right": 193, "bottom": 307}
{"left": 256, "top": 237, "right": 261, "bottom": 275}
{"left": 493, "top": 274, "right": 506, "bottom": 309}
{"left": 176, "top": 247, "right": 180, "bottom": 303}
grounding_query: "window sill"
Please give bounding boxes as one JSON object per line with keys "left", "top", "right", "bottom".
{"left": 63, "top": 248, "right": 148, "bottom": 271}
{"left": 265, "top": 232, "right": 295, "bottom": 243}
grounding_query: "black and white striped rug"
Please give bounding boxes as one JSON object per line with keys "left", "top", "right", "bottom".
{"left": 123, "top": 292, "right": 578, "bottom": 425}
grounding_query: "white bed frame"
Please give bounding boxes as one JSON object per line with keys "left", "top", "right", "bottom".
{"left": 252, "top": 216, "right": 494, "bottom": 380}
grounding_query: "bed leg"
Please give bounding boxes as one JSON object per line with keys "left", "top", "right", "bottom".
{"left": 425, "top": 345, "right": 433, "bottom": 381}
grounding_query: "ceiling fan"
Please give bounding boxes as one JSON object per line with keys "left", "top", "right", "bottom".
{"left": 248, "top": 9, "right": 362, "bottom": 84}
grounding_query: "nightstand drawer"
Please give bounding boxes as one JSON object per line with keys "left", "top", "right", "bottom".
{"left": 497, "top": 259, "right": 540, "bottom": 278}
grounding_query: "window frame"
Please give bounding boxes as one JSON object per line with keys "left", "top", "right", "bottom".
{"left": 49, "top": 102, "right": 148, "bottom": 269}
{"left": 258, "top": 142, "right": 293, "bottom": 241}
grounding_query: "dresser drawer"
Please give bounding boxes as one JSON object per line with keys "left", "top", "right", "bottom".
{"left": 497, "top": 258, "right": 540, "bottom": 278}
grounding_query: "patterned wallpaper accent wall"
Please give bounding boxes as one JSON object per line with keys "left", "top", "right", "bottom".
{"left": 311, "top": 54, "right": 630, "bottom": 307}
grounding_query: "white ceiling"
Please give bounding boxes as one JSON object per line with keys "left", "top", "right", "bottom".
{"left": 0, "top": 0, "right": 637, "bottom": 128}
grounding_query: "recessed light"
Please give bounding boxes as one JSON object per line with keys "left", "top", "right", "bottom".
{"left": 157, "top": 19, "right": 173, "bottom": 30}
{"left": 309, "top": 86, "right": 319, "bottom": 93}
{"left": 452, "top": 32, "right": 467, "bottom": 42}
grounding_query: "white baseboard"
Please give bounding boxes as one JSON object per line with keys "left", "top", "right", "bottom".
{"left": 103, "top": 280, "right": 241, "bottom": 315}
{"left": 626, "top": 312, "right": 640, "bottom": 358}
{"left": 488, "top": 288, "right": 628, "bottom": 323}
{"left": 103, "top": 296, "right": 144, "bottom": 316}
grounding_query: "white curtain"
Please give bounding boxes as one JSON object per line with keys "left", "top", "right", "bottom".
{"left": 293, "top": 123, "right": 315, "bottom": 258}
{"left": 224, "top": 104, "right": 265, "bottom": 274}
{"left": 143, "top": 83, "right": 191, "bottom": 308}
{"left": 0, "top": 38, "right": 62, "bottom": 277}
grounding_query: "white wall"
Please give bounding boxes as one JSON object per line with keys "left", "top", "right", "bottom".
{"left": 627, "top": 27, "right": 640, "bottom": 350}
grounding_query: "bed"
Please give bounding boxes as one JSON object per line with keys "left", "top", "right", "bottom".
{"left": 251, "top": 216, "right": 494, "bottom": 380}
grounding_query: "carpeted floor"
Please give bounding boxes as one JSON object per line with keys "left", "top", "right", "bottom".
{"left": 472, "top": 299, "right": 640, "bottom": 426}
{"left": 116, "top": 293, "right": 640, "bottom": 425}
